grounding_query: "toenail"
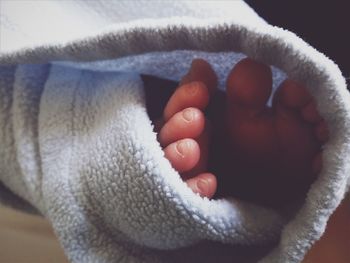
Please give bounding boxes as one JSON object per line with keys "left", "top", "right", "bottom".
{"left": 175, "top": 140, "right": 189, "bottom": 158}
{"left": 197, "top": 179, "right": 208, "bottom": 194}
{"left": 182, "top": 108, "right": 195, "bottom": 122}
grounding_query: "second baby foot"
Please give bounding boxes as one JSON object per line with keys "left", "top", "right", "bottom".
{"left": 220, "top": 58, "right": 329, "bottom": 207}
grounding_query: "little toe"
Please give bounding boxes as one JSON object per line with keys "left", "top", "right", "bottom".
{"left": 163, "top": 138, "right": 200, "bottom": 173}
{"left": 163, "top": 81, "right": 209, "bottom": 121}
{"left": 185, "top": 172, "right": 217, "bottom": 198}
{"left": 180, "top": 58, "right": 218, "bottom": 95}
{"left": 275, "top": 79, "right": 312, "bottom": 110}
{"left": 226, "top": 57, "right": 273, "bottom": 114}
{"left": 159, "top": 107, "right": 205, "bottom": 147}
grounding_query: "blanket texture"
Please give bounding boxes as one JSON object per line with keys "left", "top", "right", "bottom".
{"left": 1, "top": 1, "right": 349, "bottom": 262}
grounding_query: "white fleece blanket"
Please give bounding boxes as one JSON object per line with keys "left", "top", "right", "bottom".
{"left": 1, "top": 1, "right": 349, "bottom": 262}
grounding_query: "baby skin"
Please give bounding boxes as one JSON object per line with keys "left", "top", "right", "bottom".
{"left": 154, "top": 58, "right": 328, "bottom": 207}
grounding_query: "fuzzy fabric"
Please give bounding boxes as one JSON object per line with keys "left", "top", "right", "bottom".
{"left": 0, "top": 1, "right": 349, "bottom": 262}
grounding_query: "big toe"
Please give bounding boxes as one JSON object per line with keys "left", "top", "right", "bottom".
{"left": 225, "top": 58, "right": 276, "bottom": 158}
{"left": 226, "top": 58, "right": 273, "bottom": 115}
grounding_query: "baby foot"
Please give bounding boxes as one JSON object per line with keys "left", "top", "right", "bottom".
{"left": 221, "top": 58, "right": 329, "bottom": 207}
{"left": 155, "top": 59, "right": 218, "bottom": 198}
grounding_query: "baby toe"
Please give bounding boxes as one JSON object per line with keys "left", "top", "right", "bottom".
{"left": 163, "top": 81, "right": 209, "bottom": 121}
{"left": 226, "top": 58, "right": 272, "bottom": 114}
{"left": 163, "top": 58, "right": 218, "bottom": 122}
{"left": 163, "top": 138, "right": 200, "bottom": 173}
{"left": 159, "top": 107, "right": 205, "bottom": 147}
{"left": 181, "top": 121, "right": 211, "bottom": 180}
{"left": 180, "top": 58, "right": 218, "bottom": 95}
{"left": 275, "top": 79, "right": 312, "bottom": 109}
{"left": 185, "top": 172, "right": 217, "bottom": 198}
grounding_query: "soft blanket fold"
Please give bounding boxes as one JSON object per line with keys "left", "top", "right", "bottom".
{"left": 1, "top": 1, "right": 349, "bottom": 263}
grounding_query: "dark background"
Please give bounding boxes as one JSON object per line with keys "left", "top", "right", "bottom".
{"left": 246, "top": 1, "right": 349, "bottom": 87}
